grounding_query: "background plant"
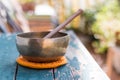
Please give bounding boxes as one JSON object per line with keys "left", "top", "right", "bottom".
{"left": 80, "top": 0, "right": 120, "bottom": 54}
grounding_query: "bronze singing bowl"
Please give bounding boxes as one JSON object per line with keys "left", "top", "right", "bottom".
{"left": 16, "top": 31, "right": 69, "bottom": 62}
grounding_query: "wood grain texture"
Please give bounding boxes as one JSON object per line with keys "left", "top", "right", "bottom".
{"left": 0, "top": 31, "right": 110, "bottom": 80}
{"left": 54, "top": 31, "right": 110, "bottom": 80}
{"left": 16, "top": 66, "right": 54, "bottom": 80}
{"left": 0, "top": 34, "right": 19, "bottom": 80}
{"left": 0, "top": 34, "right": 54, "bottom": 80}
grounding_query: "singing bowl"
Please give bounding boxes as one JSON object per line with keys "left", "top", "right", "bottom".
{"left": 16, "top": 31, "right": 69, "bottom": 62}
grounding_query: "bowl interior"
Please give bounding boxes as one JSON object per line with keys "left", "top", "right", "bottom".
{"left": 17, "top": 31, "right": 68, "bottom": 39}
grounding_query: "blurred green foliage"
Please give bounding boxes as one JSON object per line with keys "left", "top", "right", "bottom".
{"left": 19, "top": 0, "right": 34, "bottom": 4}
{"left": 82, "top": 0, "right": 120, "bottom": 54}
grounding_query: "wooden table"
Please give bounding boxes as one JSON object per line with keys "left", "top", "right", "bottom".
{"left": 0, "top": 31, "right": 110, "bottom": 80}
{"left": 106, "top": 46, "right": 120, "bottom": 80}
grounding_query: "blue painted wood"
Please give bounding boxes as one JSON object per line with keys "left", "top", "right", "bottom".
{"left": 0, "top": 34, "right": 54, "bottom": 80}
{"left": 0, "top": 31, "right": 110, "bottom": 80}
{"left": 53, "top": 63, "right": 76, "bottom": 80}
{"left": 0, "top": 34, "right": 19, "bottom": 80}
{"left": 16, "top": 66, "right": 53, "bottom": 80}
{"left": 54, "top": 31, "right": 110, "bottom": 80}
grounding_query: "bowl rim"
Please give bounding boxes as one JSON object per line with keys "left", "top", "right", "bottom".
{"left": 16, "top": 31, "right": 69, "bottom": 40}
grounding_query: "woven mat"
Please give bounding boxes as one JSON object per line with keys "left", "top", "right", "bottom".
{"left": 16, "top": 56, "right": 67, "bottom": 69}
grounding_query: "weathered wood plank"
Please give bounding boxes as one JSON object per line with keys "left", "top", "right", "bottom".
{"left": 0, "top": 31, "right": 110, "bottom": 80}
{"left": 54, "top": 31, "right": 110, "bottom": 80}
{"left": 53, "top": 63, "right": 75, "bottom": 80}
{"left": 0, "top": 34, "right": 19, "bottom": 80}
{"left": 16, "top": 66, "right": 54, "bottom": 80}
{"left": 0, "top": 34, "right": 54, "bottom": 80}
